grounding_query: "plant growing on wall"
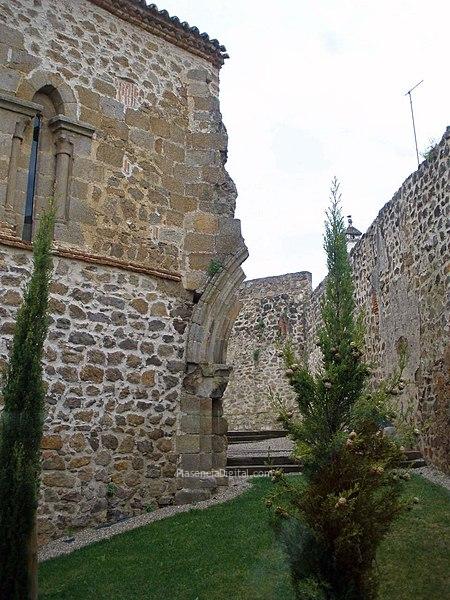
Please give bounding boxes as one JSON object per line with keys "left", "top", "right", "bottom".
{"left": 267, "top": 178, "right": 409, "bottom": 600}
{"left": 207, "top": 258, "right": 223, "bottom": 277}
{"left": 0, "top": 204, "right": 55, "bottom": 600}
{"left": 253, "top": 348, "right": 261, "bottom": 362}
{"left": 421, "top": 138, "right": 439, "bottom": 162}
{"left": 256, "top": 318, "right": 265, "bottom": 331}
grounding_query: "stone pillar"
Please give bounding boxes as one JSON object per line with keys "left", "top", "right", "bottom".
{"left": 48, "top": 114, "right": 95, "bottom": 241}
{"left": 175, "top": 363, "right": 231, "bottom": 504}
{"left": 4, "top": 117, "right": 30, "bottom": 222}
{"left": 212, "top": 397, "right": 228, "bottom": 469}
{"left": 53, "top": 134, "right": 73, "bottom": 224}
{"left": 175, "top": 247, "right": 248, "bottom": 504}
{"left": 0, "top": 92, "right": 43, "bottom": 236}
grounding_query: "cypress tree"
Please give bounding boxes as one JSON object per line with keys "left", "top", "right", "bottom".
{"left": 0, "top": 205, "right": 55, "bottom": 599}
{"left": 269, "top": 179, "right": 408, "bottom": 599}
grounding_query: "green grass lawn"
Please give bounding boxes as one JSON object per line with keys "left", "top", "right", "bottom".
{"left": 39, "top": 475, "right": 450, "bottom": 600}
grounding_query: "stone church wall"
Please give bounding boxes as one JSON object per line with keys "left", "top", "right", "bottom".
{"left": 0, "top": 0, "right": 247, "bottom": 543}
{"left": 223, "top": 273, "right": 312, "bottom": 431}
{"left": 0, "top": 0, "right": 242, "bottom": 288}
{"left": 0, "top": 244, "right": 191, "bottom": 541}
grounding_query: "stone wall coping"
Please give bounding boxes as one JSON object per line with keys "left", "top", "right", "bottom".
{"left": 347, "top": 126, "right": 450, "bottom": 259}
{"left": 306, "top": 127, "right": 450, "bottom": 297}
{"left": 0, "top": 235, "right": 181, "bottom": 282}
{"left": 88, "top": 0, "right": 228, "bottom": 67}
{"left": 243, "top": 271, "right": 312, "bottom": 286}
{"left": 49, "top": 114, "right": 96, "bottom": 139}
{"left": 0, "top": 91, "right": 43, "bottom": 118}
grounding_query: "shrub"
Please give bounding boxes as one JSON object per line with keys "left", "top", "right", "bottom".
{"left": 267, "top": 179, "right": 408, "bottom": 600}
{"left": 0, "top": 204, "right": 55, "bottom": 599}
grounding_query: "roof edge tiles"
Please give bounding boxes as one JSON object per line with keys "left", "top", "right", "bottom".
{"left": 88, "top": 0, "right": 229, "bottom": 67}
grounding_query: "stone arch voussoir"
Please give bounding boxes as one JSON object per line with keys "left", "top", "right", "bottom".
{"left": 175, "top": 246, "right": 248, "bottom": 504}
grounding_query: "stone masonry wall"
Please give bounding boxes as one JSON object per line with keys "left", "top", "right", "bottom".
{"left": 308, "top": 128, "right": 450, "bottom": 472}
{"left": 223, "top": 273, "right": 312, "bottom": 431}
{"left": 0, "top": 0, "right": 243, "bottom": 290}
{"left": 0, "top": 0, "right": 248, "bottom": 541}
{"left": 0, "top": 243, "right": 192, "bottom": 542}
{"left": 225, "top": 130, "right": 448, "bottom": 475}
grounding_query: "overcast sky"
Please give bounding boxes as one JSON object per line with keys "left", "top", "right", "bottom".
{"left": 161, "top": 0, "right": 449, "bottom": 286}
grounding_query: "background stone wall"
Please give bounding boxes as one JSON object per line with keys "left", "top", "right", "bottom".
{"left": 223, "top": 273, "right": 312, "bottom": 431}
{"left": 307, "top": 128, "right": 449, "bottom": 472}
{"left": 225, "top": 129, "right": 448, "bottom": 474}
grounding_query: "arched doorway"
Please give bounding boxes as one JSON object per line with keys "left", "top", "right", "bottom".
{"left": 175, "top": 247, "right": 248, "bottom": 503}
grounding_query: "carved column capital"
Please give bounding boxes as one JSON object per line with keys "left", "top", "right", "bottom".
{"left": 13, "top": 116, "right": 31, "bottom": 140}
{"left": 0, "top": 91, "right": 43, "bottom": 118}
{"left": 49, "top": 114, "right": 95, "bottom": 139}
{"left": 55, "top": 134, "right": 73, "bottom": 157}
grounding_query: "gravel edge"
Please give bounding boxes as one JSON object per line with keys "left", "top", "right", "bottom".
{"left": 38, "top": 478, "right": 251, "bottom": 563}
{"left": 416, "top": 465, "right": 450, "bottom": 491}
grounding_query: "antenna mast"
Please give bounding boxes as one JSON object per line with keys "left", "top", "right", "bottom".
{"left": 404, "top": 80, "right": 423, "bottom": 168}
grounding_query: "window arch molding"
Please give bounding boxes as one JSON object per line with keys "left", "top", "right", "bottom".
{"left": 17, "top": 71, "right": 78, "bottom": 119}
{"left": 21, "top": 85, "right": 61, "bottom": 240}
{"left": 1, "top": 73, "right": 94, "bottom": 242}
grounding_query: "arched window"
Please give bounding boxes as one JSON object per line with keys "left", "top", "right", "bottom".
{"left": 22, "top": 114, "right": 41, "bottom": 241}
{"left": 22, "top": 87, "right": 61, "bottom": 241}
{"left": 1, "top": 77, "right": 94, "bottom": 242}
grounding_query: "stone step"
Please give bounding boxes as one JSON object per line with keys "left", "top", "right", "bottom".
{"left": 225, "top": 456, "right": 425, "bottom": 475}
{"left": 226, "top": 451, "right": 425, "bottom": 472}
{"left": 401, "top": 458, "right": 427, "bottom": 469}
{"left": 226, "top": 459, "right": 425, "bottom": 476}
{"left": 227, "top": 430, "right": 287, "bottom": 444}
{"left": 227, "top": 454, "right": 298, "bottom": 467}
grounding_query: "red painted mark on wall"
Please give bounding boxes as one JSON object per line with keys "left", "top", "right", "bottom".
{"left": 278, "top": 316, "right": 290, "bottom": 338}
{"left": 371, "top": 288, "right": 379, "bottom": 315}
{"left": 117, "top": 80, "right": 140, "bottom": 109}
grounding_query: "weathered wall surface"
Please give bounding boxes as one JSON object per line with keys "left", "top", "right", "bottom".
{"left": 308, "top": 128, "right": 450, "bottom": 472}
{"left": 0, "top": 0, "right": 247, "bottom": 543}
{"left": 0, "top": 0, "right": 243, "bottom": 288}
{"left": 223, "top": 273, "right": 312, "bottom": 431}
{"left": 226, "top": 130, "right": 448, "bottom": 474}
{"left": 0, "top": 244, "right": 191, "bottom": 541}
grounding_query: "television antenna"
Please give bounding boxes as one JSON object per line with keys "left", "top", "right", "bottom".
{"left": 404, "top": 80, "right": 423, "bottom": 168}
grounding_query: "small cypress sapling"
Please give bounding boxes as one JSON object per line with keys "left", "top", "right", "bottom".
{"left": 0, "top": 204, "right": 55, "bottom": 600}
{"left": 267, "top": 179, "right": 408, "bottom": 600}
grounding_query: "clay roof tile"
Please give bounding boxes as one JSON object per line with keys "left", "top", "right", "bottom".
{"left": 88, "top": 0, "right": 228, "bottom": 66}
